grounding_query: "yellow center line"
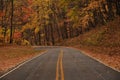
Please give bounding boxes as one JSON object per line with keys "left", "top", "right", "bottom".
{"left": 56, "top": 50, "right": 64, "bottom": 80}
{"left": 60, "top": 50, "right": 64, "bottom": 80}
{"left": 56, "top": 52, "right": 60, "bottom": 80}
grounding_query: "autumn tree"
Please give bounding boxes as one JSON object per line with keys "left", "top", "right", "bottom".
{"left": 0, "top": 0, "right": 120, "bottom": 45}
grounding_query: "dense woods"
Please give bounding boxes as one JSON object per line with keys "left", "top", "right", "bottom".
{"left": 0, "top": 0, "right": 120, "bottom": 45}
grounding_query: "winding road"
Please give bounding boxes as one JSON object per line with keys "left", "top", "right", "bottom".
{"left": 0, "top": 47, "right": 120, "bottom": 80}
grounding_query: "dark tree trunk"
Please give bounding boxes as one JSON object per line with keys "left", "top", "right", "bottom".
{"left": 38, "top": 31, "right": 41, "bottom": 45}
{"left": 106, "top": 0, "right": 114, "bottom": 20}
{"left": 10, "top": 0, "right": 14, "bottom": 44}
{"left": 50, "top": 24, "right": 55, "bottom": 45}
{"left": 116, "top": 0, "right": 120, "bottom": 15}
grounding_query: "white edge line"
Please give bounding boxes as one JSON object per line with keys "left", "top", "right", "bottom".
{"left": 0, "top": 51, "right": 47, "bottom": 79}
{"left": 66, "top": 47, "right": 120, "bottom": 73}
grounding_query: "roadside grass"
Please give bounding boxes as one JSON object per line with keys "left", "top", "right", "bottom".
{"left": 0, "top": 46, "right": 44, "bottom": 74}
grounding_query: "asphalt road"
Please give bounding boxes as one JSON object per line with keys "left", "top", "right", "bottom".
{"left": 0, "top": 47, "right": 120, "bottom": 80}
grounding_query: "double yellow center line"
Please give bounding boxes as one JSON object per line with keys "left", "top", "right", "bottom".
{"left": 56, "top": 50, "right": 64, "bottom": 80}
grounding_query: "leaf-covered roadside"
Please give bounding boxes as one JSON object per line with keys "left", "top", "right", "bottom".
{"left": 57, "top": 17, "right": 120, "bottom": 71}
{"left": 0, "top": 46, "right": 44, "bottom": 75}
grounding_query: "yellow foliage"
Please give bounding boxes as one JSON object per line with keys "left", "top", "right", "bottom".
{"left": 0, "top": 27, "right": 3, "bottom": 34}
{"left": 41, "top": 33, "right": 45, "bottom": 37}
{"left": 22, "top": 23, "right": 34, "bottom": 32}
{"left": 35, "top": 27, "right": 40, "bottom": 34}
{"left": 22, "top": 39, "right": 30, "bottom": 46}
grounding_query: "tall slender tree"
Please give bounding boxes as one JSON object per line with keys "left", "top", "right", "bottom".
{"left": 9, "top": 0, "right": 14, "bottom": 44}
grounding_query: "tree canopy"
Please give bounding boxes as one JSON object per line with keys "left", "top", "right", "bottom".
{"left": 0, "top": 0, "right": 120, "bottom": 45}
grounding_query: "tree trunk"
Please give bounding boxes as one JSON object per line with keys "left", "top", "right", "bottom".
{"left": 106, "top": 0, "right": 114, "bottom": 20}
{"left": 116, "top": 0, "right": 120, "bottom": 16}
{"left": 10, "top": 0, "right": 14, "bottom": 44}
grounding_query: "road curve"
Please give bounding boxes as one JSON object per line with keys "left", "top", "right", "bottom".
{"left": 0, "top": 47, "right": 120, "bottom": 80}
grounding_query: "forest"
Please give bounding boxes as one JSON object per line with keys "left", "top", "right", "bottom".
{"left": 0, "top": 0, "right": 120, "bottom": 46}
{"left": 0, "top": 0, "right": 120, "bottom": 77}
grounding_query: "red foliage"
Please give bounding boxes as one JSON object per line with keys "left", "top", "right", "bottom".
{"left": 13, "top": 32, "right": 22, "bottom": 39}
{"left": 22, "top": 6, "right": 33, "bottom": 22}
{"left": 22, "top": 7, "right": 33, "bottom": 13}
{"left": 0, "top": 11, "right": 4, "bottom": 17}
{"left": 22, "top": 14, "right": 30, "bottom": 21}
{"left": 28, "top": 0, "right": 33, "bottom": 5}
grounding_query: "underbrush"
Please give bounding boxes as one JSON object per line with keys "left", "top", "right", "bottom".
{"left": 57, "top": 17, "right": 120, "bottom": 71}
{"left": 58, "top": 17, "right": 120, "bottom": 55}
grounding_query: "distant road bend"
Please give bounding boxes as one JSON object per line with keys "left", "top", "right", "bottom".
{"left": 0, "top": 46, "right": 120, "bottom": 80}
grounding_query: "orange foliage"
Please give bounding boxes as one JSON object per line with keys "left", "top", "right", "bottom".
{"left": 22, "top": 7, "right": 33, "bottom": 13}
{"left": 28, "top": 0, "right": 33, "bottom": 5}
{"left": 13, "top": 32, "right": 22, "bottom": 39}
{"left": 22, "top": 6, "right": 33, "bottom": 22}
{"left": 0, "top": 11, "right": 4, "bottom": 17}
{"left": 23, "top": 14, "right": 30, "bottom": 21}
